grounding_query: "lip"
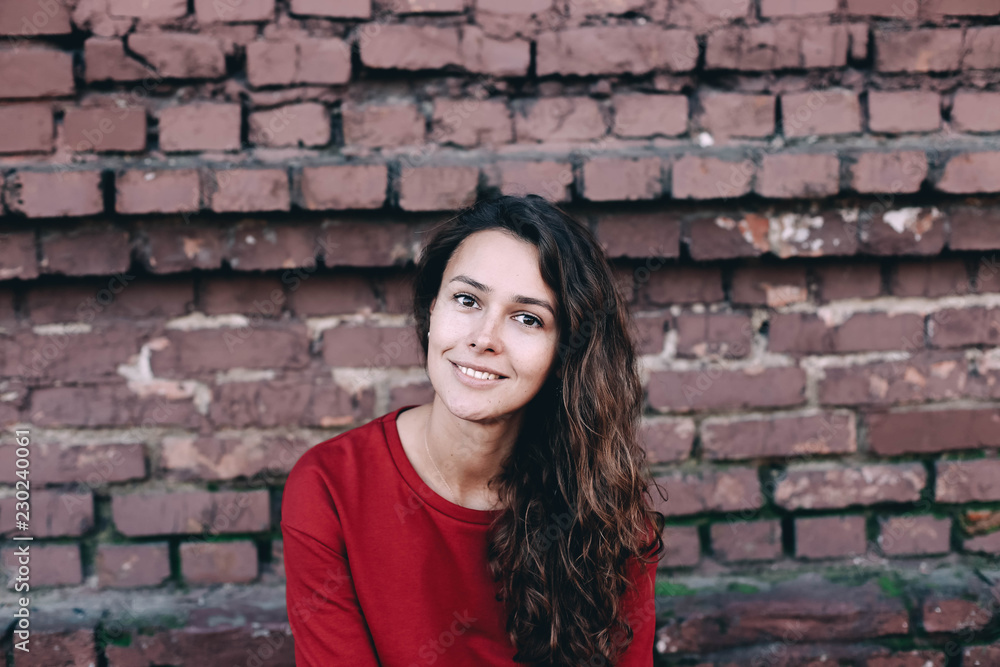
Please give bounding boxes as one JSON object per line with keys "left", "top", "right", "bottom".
{"left": 451, "top": 361, "right": 507, "bottom": 377}
{"left": 451, "top": 361, "right": 507, "bottom": 386}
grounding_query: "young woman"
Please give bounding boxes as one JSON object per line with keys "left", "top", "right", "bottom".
{"left": 281, "top": 194, "right": 667, "bottom": 666}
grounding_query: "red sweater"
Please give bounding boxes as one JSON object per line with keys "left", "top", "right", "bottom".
{"left": 281, "top": 405, "right": 657, "bottom": 666}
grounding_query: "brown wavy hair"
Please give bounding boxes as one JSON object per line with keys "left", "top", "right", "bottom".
{"left": 412, "top": 194, "right": 667, "bottom": 666}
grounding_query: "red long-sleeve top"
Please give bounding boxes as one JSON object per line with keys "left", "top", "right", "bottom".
{"left": 281, "top": 404, "right": 658, "bottom": 666}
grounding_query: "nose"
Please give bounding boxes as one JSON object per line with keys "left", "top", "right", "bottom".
{"left": 470, "top": 310, "right": 503, "bottom": 351}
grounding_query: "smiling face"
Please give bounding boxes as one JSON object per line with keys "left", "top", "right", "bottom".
{"left": 427, "top": 228, "right": 561, "bottom": 425}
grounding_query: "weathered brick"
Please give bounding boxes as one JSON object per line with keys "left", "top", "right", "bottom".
{"left": 963, "top": 26, "right": 1000, "bottom": 69}
{"left": 290, "top": 0, "right": 369, "bottom": 17}
{"left": 816, "top": 263, "right": 882, "bottom": 302}
{"left": 640, "top": 417, "right": 694, "bottom": 463}
{"left": 0, "top": 47, "right": 74, "bottom": 99}
{"left": 97, "top": 543, "right": 171, "bottom": 588}
{"left": 245, "top": 40, "right": 293, "bottom": 86}
{"left": 1, "top": 543, "right": 81, "bottom": 587}
{"left": 211, "top": 168, "right": 289, "bottom": 212}
{"left": 869, "top": 409, "right": 1000, "bottom": 456}
{"left": 29, "top": 384, "right": 201, "bottom": 428}
{"left": 195, "top": 0, "right": 274, "bottom": 22}
{"left": 594, "top": 211, "right": 681, "bottom": 260}
{"left": 730, "top": 264, "right": 808, "bottom": 307}
{"left": 163, "top": 432, "right": 312, "bottom": 476}
{"left": 360, "top": 25, "right": 461, "bottom": 70}
{"left": 0, "top": 490, "right": 93, "bottom": 537}
{"left": 491, "top": 160, "right": 572, "bottom": 202}
{"left": 299, "top": 164, "right": 387, "bottom": 210}
{"left": 40, "top": 225, "right": 130, "bottom": 275}
{"left": 880, "top": 515, "right": 951, "bottom": 556}
{"left": 647, "top": 367, "right": 806, "bottom": 413}
{"left": 4, "top": 324, "right": 140, "bottom": 382}
{"left": 0, "top": 0, "right": 72, "bottom": 35}
{"left": 322, "top": 325, "right": 423, "bottom": 368}
{"left": 930, "top": 306, "right": 1000, "bottom": 347}
{"left": 687, "top": 214, "right": 769, "bottom": 260}
{"left": 774, "top": 463, "right": 926, "bottom": 510}
{"left": 640, "top": 266, "right": 723, "bottom": 305}
{"left": 922, "top": 598, "right": 992, "bottom": 634}
{"left": 859, "top": 207, "right": 946, "bottom": 255}
{"left": 950, "top": 208, "right": 1000, "bottom": 250}
{"left": 476, "top": 0, "right": 550, "bottom": 12}
{"left": 937, "top": 152, "right": 1000, "bottom": 194}
{"left": 460, "top": 26, "right": 530, "bottom": 77}
{"left": 652, "top": 467, "right": 761, "bottom": 517}
{"left": 582, "top": 156, "right": 662, "bottom": 202}
{"left": 702, "top": 411, "right": 856, "bottom": 460}
{"left": 612, "top": 94, "right": 687, "bottom": 138}
{"left": 771, "top": 211, "right": 859, "bottom": 258}
{"left": 634, "top": 311, "right": 669, "bottom": 354}
{"left": 672, "top": 156, "right": 753, "bottom": 199}
{"left": 226, "top": 220, "right": 317, "bottom": 271}
{"left": 288, "top": 274, "right": 377, "bottom": 316}
{"left": 760, "top": 0, "right": 837, "bottom": 16}
{"left": 249, "top": 102, "right": 329, "bottom": 147}
{"left": 128, "top": 32, "right": 226, "bottom": 78}
{"left": 84, "top": 37, "right": 155, "bottom": 82}
{"left": 109, "top": 0, "right": 186, "bottom": 20}
{"left": 63, "top": 104, "right": 146, "bottom": 152}
{"left": 937, "top": 459, "right": 1000, "bottom": 503}
{"left": 923, "top": 0, "right": 1000, "bottom": 15}
{"left": 0, "top": 103, "right": 53, "bottom": 154}
{"left": 537, "top": 26, "right": 697, "bottom": 76}
{"left": 138, "top": 222, "right": 225, "bottom": 273}
{"left": 341, "top": 101, "right": 425, "bottom": 148}
{"left": 396, "top": 0, "right": 463, "bottom": 10}
{"left": 181, "top": 540, "right": 259, "bottom": 584}
{"left": 200, "top": 274, "right": 283, "bottom": 315}
{"left": 951, "top": 91, "right": 1000, "bottom": 132}
{"left": 675, "top": 312, "right": 752, "bottom": 359}
{"left": 431, "top": 98, "right": 512, "bottom": 147}
{"left": 320, "top": 219, "right": 414, "bottom": 267}
{"left": 845, "top": 0, "right": 912, "bottom": 16}
{"left": 112, "top": 490, "right": 270, "bottom": 536}
{"left": 868, "top": 91, "right": 940, "bottom": 133}
{"left": 706, "top": 23, "right": 847, "bottom": 70}
{"left": 965, "top": 532, "right": 1000, "bottom": 555}
{"left": 770, "top": 312, "right": 925, "bottom": 354}
{"left": 892, "top": 258, "right": 969, "bottom": 298}
{"left": 796, "top": 515, "right": 868, "bottom": 560}
{"left": 668, "top": 0, "right": 752, "bottom": 30}
{"left": 818, "top": 351, "right": 967, "bottom": 406}
{"left": 0, "top": 442, "right": 145, "bottom": 485}
{"left": 660, "top": 525, "right": 700, "bottom": 568}
{"left": 150, "top": 326, "right": 310, "bottom": 376}
{"left": 0, "top": 231, "right": 38, "bottom": 280}
{"left": 783, "top": 89, "right": 861, "bottom": 137}
{"left": 851, "top": 151, "right": 928, "bottom": 194}
{"left": 711, "top": 520, "right": 782, "bottom": 563}
{"left": 398, "top": 165, "right": 478, "bottom": 211}
{"left": 159, "top": 102, "right": 242, "bottom": 152}
{"left": 756, "top": 153, "right": 840, "bottom": 199}
{"left": 875, "top": 29, "right": 963, "bottom": 72}
{"left": 513, "top": 96, "right": 606, "bottom": 142}
{"left": 116, "top": 168, "right": 200, "bottom": 214}
{"left": 24, "top": 278, "right": 192, "bottom": 323}
{"left": 698, "top": 92, "right": 775, "bottom": 138}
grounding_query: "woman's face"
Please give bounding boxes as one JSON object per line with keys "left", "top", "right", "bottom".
{"left": 427, "top": 228, "right": 560, "bottom": 425}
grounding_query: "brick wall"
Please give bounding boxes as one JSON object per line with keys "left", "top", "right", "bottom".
{"left": 1, "top": 0, "right": 999, "bottom": 664}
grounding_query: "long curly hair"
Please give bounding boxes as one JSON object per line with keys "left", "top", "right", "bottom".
{"left": 411, "top": 194, "right": 667, "bottom": 666}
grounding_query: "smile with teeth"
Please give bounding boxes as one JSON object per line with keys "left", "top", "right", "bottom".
{"left": 455, "top": 363, "right": 505, "bottom": 381}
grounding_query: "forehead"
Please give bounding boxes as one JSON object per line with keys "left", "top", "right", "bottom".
{"left": 445, "top": 229, "right": 555, "bottom": 298}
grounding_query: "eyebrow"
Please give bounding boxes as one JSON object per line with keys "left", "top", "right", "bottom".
{"left": 449, "top": 275, "right": 556, "bottom": 318}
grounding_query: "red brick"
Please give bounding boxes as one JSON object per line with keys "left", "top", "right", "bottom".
{"left": 923, "top": 0, "right": 1000, "bottom": 15}
{"left": 930, "top": 306, "right": 1000, "bottom": 347}
{"left": 360, "top": 25, "right": 461, "bottom": 70}
{"left": 159, "top": 102, "right": 241, "bottom": 152}
{"left": 819, "top": 350, "right": 967, "bottom": 406}
{"left": 594, "top": 211, "right": 681, "bottom": 260}
{"left": 711, "top": 520, "right": 782, "bottom": 563}
{"left": 249, "top": 102, "right": 329, "bottom": 147}
{"left": 2, "top": 543, "right": 81, "bottom": 587}
{"left": 536, "top": 26, "right": 697, "bottom": 76}
{"left": 612, "top": 93, "right": 686, "bottom": 138}
{"left": 648, "top": 367, "right": 806, "bottom": 413}
{"left": 875, "top": 29, "right": 963, "bottom": 72}
{"left": 937, "top": 152, "right": 1000, "bottom": 194}
{"left": 965, "top": 532, "right": 1000, "bottom": 555}
{"left": 63, "top": 104, "right": 146, "bottom": 152}
{"left": 845, "top": 0, "right": 913, "bottom": 15}
{"left": 287, "top": 274, "right": 377, "bottom": 317}
{"left": 675, "top": 312, "right": 752, "bottom": 358}
{"left": 634, "top": 311, "right": 668, "bottom": 354}
{"left": 477, "top": 0, "right": 550, "bottom": 12}
{"left": 210, "top": 380, "right": 373, "bottom": 429}
{"left": 660, "top": 525, "right": 700, "bottom": 568}
{"left": 892, "top": 258, "right": 969, "bottom": 297}
{"left": 859, "top": 206, "right": 946, "bottom": 256}
{"left": 491, "top": 160, "right": 572, "bottom": 202}
{"left": 652, "top": 467, "right": 761, "bottom": 517}
{"left": 4, "top": 324, "right": 141, "bottom": 382}
{"left": 0, "top": 0, "right": 72, "bottom": 35}
{"left": 937, "top": 459, "right": 1000, "bottom": 503}
{"left": 0, "top": 47, "right": 74, "bottom": 99}
{"left": 672, "top": 156, "right": 753, "bottom": 199}
{"left": 772, "top": 211, "right": 859, "bottom": 258}
{"left": 116, "top": 168, "right": 199, "bottom": 214}
{"left": 816, "top": 263, "right": 882, "bottom": 302}
{"left": 5, "top": 170, "right": 103, "bottom": 218}
{"left": 211, "top": 168, "right": 289, "bottom": 212}
{"left": 868, "top": 91, "right": 940, "bottom": 133}
{"left": 783, "top": 89, "right": 861, "bottom": 137}
{"left": 181, "top": 540, "right": 258, "bottom": 584}
{"left": 431, "top": 98, "right": 512, "bottom": 147}
{"left": 290, "top": 0, "right": 369, "bottom": 17}
{"left": 698, "top": 92, "right": 775, "bottom": 138}
{"left": 195, "top": 0, "right": 274, "bottom": 21}
{"left": 150, "top": 325, "right": 310, "bottom": 376}
{"left": 952, "top": 91, "right": 1000, "bottom": 132}
{"left": 162, "top": 432, "right": 311, "bottom": 476}
{"left": 770, "top": 312, "right": 925, "bottom": 354}
{"left": 112, "top": 490, "right": 269, "bottom": 536}
{"left": 200, "top": 275, "right": 284, "bottom": 315}
{"left": 923, "top": 598, "right": 991, "bottom": 633}
{"left": 870, "top": 409, "right": 1000, "bottom": 456}
{"left": 513, "top": 96, "right": 606, "bottom": 142}
{"left": 756, "top": 153, "right": 839, "bottom": 199}
{"left": 108, "top": 0, "right": 187, "bottom": 20}
{"left": 851, "top": 151, "right": 928, "bottom": 194}
{"left": 848, "top": 22, "right": 868, "bottom": 59}
{"left": 0, "top": 103, "right": 53, "bottom": 153}
{"left": 774, "top": 463, "right": 926, "bottom": 510}
{"left": 245, "top": 40, "right": 297, "bottom": 86}
{"left": 702, "top": 410, "right": 856, "bottom": 461}
{"left": 640, "top": 417, "right": 694, "bottom": 463}
{"left": 84, "top": 37, "right": 155, "bottom": 82}
{"left": 951, "top": 208, "right": 1000, "bottom": 250}
{"left": 41, "top": 224, "right": 130, "bottom": 275}
{"left": 97, "top": 543, "right": 171, "bottom": 588}
{"left": 128, "top": 32, "right": 226, "bottom": 79}
{"left": 396, "top": 0, "right": 463, "bottom": 10}
{"left": 460, "top": 26, "right": 531, "bottom": 77}
{"left": 320, "top": 219, "right": 414, "bottom": 267}
{"left": 299, "top": 164, "right": 387, "bottom": 210}
{"left": 760, "top": 0, "right": 837, "bottom": 16}
{"left": 668, "top": 0, "right": 752, "bottom": 29}
{"left": 686, "top": 213, "right": 769, "bottom": 260}
{"left": 963, "top": 26, "right": 1000, "bottom": 69}
{"left": 796, "top": 515, "right": 868, "bottom": 560}
{"left": 29, "top": 384, "right": 201, "bottom": 428}
{"left": 297, "top": 38, "right": 352, "bottom": 84}
{"left": 271, "top": 540, "right": 284, "bottom": 580}
{"left": 641, "top": 266, "right": 723, "bottom": 305}
{"left": 139, "top": 222, "right": 225, "bottom": 273}
{"left": 322, "top": 325, "right": 423, "bottom": 368}
{"left": 706, "top": 23, "right": 848, "bottom": 70}
{"left": 228, "top": 221, "right": 318, "bottom": 271}
{"left": 880, "top": 515, "right": 951, "bottom": 557}
{"left": 25, "top": 278, "right": 192, "bottom": 323}
{"left": 341, "top": 101, "right": 425, "bottom": 148}
{"left": 582, "top": 156, "right": 661, "bottom": 202}
{"left": 731, "top": 264, "right": 807, "bottom": 307}
{"left": 0, "top": 442, "right": 145, "bottom": 485}
{"left": 0, "top": 490, "right": 93, "bottom": 537}
{"left": 398, "top": 165, "right": 478, "bottom": 212}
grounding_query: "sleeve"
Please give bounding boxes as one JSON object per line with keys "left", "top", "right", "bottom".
{"left": 611, "top": 555, "right": 658, "bottom": 667}
{"left": 280, "top": 455, "right": 382, "bottom": 667}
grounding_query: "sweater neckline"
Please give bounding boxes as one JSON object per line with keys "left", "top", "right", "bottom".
{"left": 384, "top": 404, "right": 504, "bottom": 526}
